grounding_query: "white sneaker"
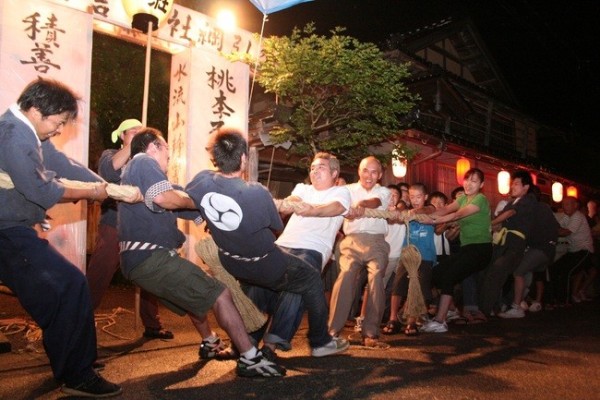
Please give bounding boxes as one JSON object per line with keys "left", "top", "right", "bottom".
{"left": 312, "top": 337, "right": 350, "bottom": 357}
{"left": 419, "top": 319, "right": 448, "bottom": 333}
{"left": 446, "top": 309, "right": 461, "bottom": 321}
{"left": 498, "top": 305, "right": 525, "bottom": 319}
{"left": 529, "top": 301, "right": 542, "bottom": 312}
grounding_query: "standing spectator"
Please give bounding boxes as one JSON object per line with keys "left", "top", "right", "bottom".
{"left": 186, "top": 129, "right": 348, "bottom": 358}
{"left": 0, "top": 78, "right": 122, "bottom": 397}
{"left": 86, "top": 119, "right": 174, "bottom": 340}
{"left": 328, "top": 156, "right": 391, "bottom": 346}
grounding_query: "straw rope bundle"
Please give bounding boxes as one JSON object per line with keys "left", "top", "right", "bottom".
{"left": 0, "top": 172, "right": 141, "bottom": 203}
{"left": 195, "top": 236, "right": 267, "bottom": 333}
{"left": 58, "top": 178, "right": 142, "bottom": 203}
{"left": 401, "top": 238, "right": 428, "bottom": 319}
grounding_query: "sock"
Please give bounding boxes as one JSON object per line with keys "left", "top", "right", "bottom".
{"left": 242, "top": 346, "right": 258, "bottom": 359}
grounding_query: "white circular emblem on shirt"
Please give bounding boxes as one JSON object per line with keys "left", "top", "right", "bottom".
{"left": 200, "top": 192, "right": 243, "bottom": 231}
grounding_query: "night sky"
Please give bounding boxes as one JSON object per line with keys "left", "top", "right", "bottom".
{"left": 191, "top": 0, "right": 600, "bottom": 185}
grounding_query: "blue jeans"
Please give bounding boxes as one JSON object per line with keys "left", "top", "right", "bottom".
{"left": 245, "top": 248, "right": 330, "bottom": 349}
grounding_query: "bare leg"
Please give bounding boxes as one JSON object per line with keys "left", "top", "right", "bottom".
{"left": 513, "top": 275, "right": 526, "bottom": 306}
{"left": 388, "top": 295, "right": 402, "bottom": 322}
{"left": 211, "top": 289, "right": 253, "bottom": 354}
{"left": 188, "top": 313, "right": 213, "bottom": 338}
{"left": 535, "top": 280, "right": 544, "bottom": 303}
{"left": 435, "top": 294, "right": 452, "bottom": 323}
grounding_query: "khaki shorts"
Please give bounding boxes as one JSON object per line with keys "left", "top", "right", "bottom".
{"left": 128, "top": 249, "right": 225, "bottom": 317}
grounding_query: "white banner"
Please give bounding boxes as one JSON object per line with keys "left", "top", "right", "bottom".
{"left": 0, "top": 0, "right": 93, "bottom": 271}
{"left": 169, "top": 47, "right": 249, "bottom": 263}
{"left": 45, "top": 0, "right": 259, "bottom": 58}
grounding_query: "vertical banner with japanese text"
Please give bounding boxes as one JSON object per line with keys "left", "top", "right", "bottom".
{"left": 0, "top": 0, "right": 93, "bottom": 271}
{"left": 169, "top": 48, "right": 249, "bottom": 263}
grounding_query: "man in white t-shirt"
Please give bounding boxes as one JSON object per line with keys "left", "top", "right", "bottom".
{"left": 328, "top": 156, "right": 391, "bottom": 346}
{"left": 547, "top": 196, "right": 594, "bottom": 304}
{"left": 245, "top": 152, "right": 351, "bottom": 354}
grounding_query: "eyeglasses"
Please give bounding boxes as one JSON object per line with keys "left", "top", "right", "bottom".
{"left": 44, "top": 115, "right": 67, "bottom": 130}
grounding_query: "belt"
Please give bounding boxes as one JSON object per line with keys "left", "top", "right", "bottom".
{"left": 493, "top": 228, "right": 526, "bottom": 246}
{"left": 218, "top": 247, "right": 269, "bottom": 262}
{"left": 119, "top": 241, "right": 164, "bottom": 253}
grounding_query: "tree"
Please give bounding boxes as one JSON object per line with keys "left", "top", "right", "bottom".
{"left": 234, "top": 24, "right": 418, "bottom": 165}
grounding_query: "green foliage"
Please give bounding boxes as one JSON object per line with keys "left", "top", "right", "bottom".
{"left": 232, "top": 24, "right": 418, "bottom": 165}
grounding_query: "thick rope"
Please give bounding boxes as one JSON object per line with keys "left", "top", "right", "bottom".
{"left": 273, "top": 198, "right": 429, "bottom": 222}
{"left": 195, "top": 237, "right": 267, "bottom": 333}
{"left": 400, "top": 242, "right": 427, "bottom": 319}
{"left": 0, "top": 172, "right": 141, "bottom": 203}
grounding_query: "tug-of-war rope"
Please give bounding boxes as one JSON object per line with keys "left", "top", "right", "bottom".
{"left": 1, "top": 173, "right": 426, "bottom": 342}
{"left": 0, "top": 172, "right": 141, "bottom": 203}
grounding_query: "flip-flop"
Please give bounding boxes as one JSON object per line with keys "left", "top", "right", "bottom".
{"left": 382, "top": 320, "right": 402, "bottom": 335}
{"left": 464, "top": 311, "right": 487, "bottom": 324}
{"left": 404, "top": 323, "right": 419, "bottom": 336}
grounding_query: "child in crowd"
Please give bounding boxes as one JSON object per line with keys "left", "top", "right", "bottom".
{"left": 383, "top": 183, "right": 436, "bottom": 336}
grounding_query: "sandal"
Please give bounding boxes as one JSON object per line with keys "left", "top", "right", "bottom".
{"left": 143, "top": 328, "right": 174, "bottom": 340}
{"left": 463, "top": 310, "right": 487, "bottom": 324}
{"left": 382, "top": 320, "right": 402, "bottom": 335}
{"left": 404, "top": 323, "right": 419, "bottom": 336}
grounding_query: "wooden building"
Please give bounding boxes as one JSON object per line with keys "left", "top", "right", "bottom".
{"left": 248, "top": 17, "right": 597, "bottom": 209}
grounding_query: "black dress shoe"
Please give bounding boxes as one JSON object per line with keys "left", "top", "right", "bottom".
{"left": 143, "top": 328, "right": 174, "bottom": 340}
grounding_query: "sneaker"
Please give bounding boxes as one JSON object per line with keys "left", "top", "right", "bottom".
{"left": 419, "top": 319, "right": 448, "bottom": 333}
{"left": 236, "top": 351, "right": 286, "bottom": 377}
{"left": 446, "top": 309, "right": 461, "bottom": 322}
{"left": 529, "top": 301, "right": 542, "bottom": 313}
{"left": 353, "top": 316, "right": 363, "bottom": 333}
{"left": 259, "top": 346, "right": 278, "bottom": 362}
{"left": 312, "top": 337, "right": 349, "bottom": 357}
{"left": 498, "top": 304, "right": 525, "bottom": 319}
{"left": 61, "top": 373, "right": 122, "bottom": 398}
{"left": 143, "top": 328, "right": 174, "bottom": 340}
{"left": 199, "top": 337, "right": 235, "bottom": 360}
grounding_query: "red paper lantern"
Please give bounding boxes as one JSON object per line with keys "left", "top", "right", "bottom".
{"left": 566, "top": 185, "right": 578, "bottom": 198}
{"left": 456, "top": 158, "right": 471, "bottom": 185}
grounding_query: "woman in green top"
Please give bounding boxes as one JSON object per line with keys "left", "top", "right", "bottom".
{"left": 418, "top": 168, "right": 493, "bottom": 333}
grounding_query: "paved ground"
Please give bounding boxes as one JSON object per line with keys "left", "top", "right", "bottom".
{"left": 1, "top": 284, "right": 599, "bottom": 400}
